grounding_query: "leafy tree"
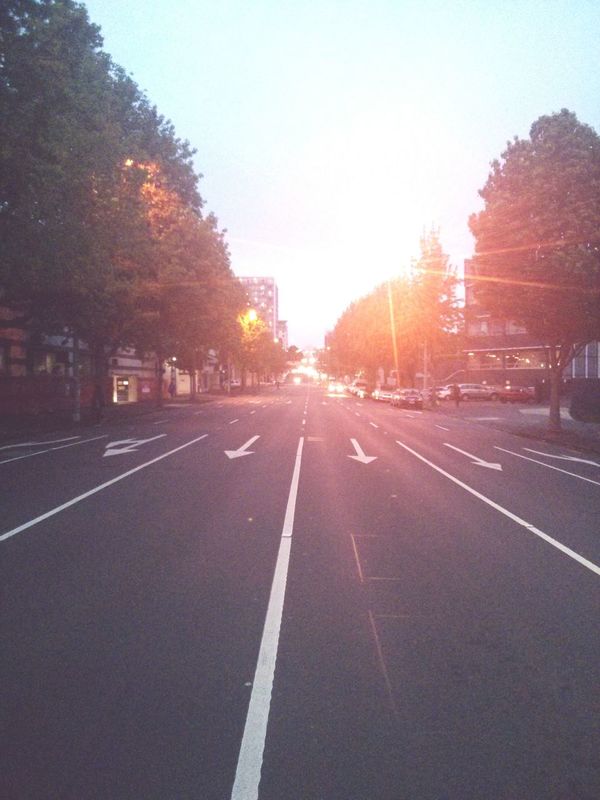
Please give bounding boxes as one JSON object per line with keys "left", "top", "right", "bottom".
{"left": 0, "top": 0, "right": 243, "bottom": 411}
{"left": 328, "top": 233, "right": 457, "bottom": 392}
{"left": 469, "top": 109, "right": 600, "bottom": 430}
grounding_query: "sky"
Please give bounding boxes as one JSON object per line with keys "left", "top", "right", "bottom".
{"left": 83, "top": 0, "right": 600, "bottom": 348}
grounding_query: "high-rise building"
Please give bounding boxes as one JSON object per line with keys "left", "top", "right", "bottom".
{"left": 240, "top": 276, "right": 279, "bottom": 335}
{"left": 276, "top": 320, "right": 288, "bottom": 349}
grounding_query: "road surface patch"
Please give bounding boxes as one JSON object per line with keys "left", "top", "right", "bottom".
{"left": 0, "top": 433, "right": 209, "bottom": 543}
{"left": 396, "top": 440, "right": 600, "bottom": 577}
{"left": 231, "top": 438, "right": 305, "bottom": 799}
{"left": 495, "top": 447, "right": 600, "bottom": 487}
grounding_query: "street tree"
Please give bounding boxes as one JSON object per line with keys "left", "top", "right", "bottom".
{"left": 469, "top": 109, "right": 600, "bottom": 430}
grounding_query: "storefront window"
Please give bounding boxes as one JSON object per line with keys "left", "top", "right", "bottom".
{"left": 480, "top": 352, "right": 502, "bottom": 369}
{"left": 505, "top": 350, "right": 547, "bottom": 369}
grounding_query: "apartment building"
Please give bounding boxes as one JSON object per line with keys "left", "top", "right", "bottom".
{"left": 240, "top": 276, "right": 279, "bottom": 334}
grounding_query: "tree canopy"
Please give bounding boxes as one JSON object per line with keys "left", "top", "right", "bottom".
{"left": 327, "top": 230, "right": 458, "bottom": 387}
{"left": 0, "top": 0, "right": 244, "bottom": 390}
{"left": 469, "top": 109, "right": 600, "bottom": 428}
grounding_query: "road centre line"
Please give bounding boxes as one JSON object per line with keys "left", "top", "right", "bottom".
{"left": 0, "top": 434, "right": 108, "bottom": 466}
{"left": 0, "top": 433, "right": 209, "bottom": 543}
{"left": 396, "top": 440, "right": 600, "bottom": 577}
{"left": 231, "top": 438, "right": 304, "bottom": 800}
{"left": 494, "top": 446, "right": 600, "bottom": 487}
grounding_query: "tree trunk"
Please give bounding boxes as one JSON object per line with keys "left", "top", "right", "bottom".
{"left": 156, "top": 347, "right": 164, "bottom": 407}
{"left": 190, "top": 351, "right": 197, "bottom": 399}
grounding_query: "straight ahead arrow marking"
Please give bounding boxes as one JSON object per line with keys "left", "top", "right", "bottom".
{"left": 444, "top": 442, "right": 502, "bottom": 471}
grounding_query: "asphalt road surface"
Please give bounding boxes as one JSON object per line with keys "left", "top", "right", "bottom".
{"left": 2, "top": 385, "right": 599, "bottom": 799}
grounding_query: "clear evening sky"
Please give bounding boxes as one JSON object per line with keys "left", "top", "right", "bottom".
{"left": 83, "top": 0, "right": 600, "bottom": 348}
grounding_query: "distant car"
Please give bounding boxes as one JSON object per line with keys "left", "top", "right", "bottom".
{"left": 458, "top": 383, "right": 499, "bottom": 400}
{"left": 327, "top": 381, "right": 345, "bottom": 394}
{"left": 498, "top": 385, "right": 536, "bottom": 403}
{"left": 391, "top": 388, "right": 423, "bottom": 410}
{"left": 371, "top": 386, "right": 394, "bottom": 402}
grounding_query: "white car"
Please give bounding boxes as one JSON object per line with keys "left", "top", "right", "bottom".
{"left": 372, "top": 387, "right": 394, "bottom": 402}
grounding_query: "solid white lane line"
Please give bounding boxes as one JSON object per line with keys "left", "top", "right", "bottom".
{"left": 0, "top": 435, "right": 80, "bottom": 451}
{"left": 370, "top": 422, "right": 379, "bottom": 429}
{"left": 494, "top": 446, "right": 600, "bottom": 487}
{"left": 231, "top": 438, "right": 304, "bottom": 800}
{"left": 0, "top": 435, "right": 108, "bottom": 466}
{"left": 0, "top": 434, "right": 209, "bottom": 543}
{"left": 435, "top": 424, "right": 450, "bottom": 431}
{"left": 396, "top": 440, "right": 600, "bottom": 577}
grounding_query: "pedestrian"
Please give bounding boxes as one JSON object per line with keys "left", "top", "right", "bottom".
{"left": 451, "top": 383, "right": 461, "bottom": 408}
{"left": 168, "top": 379, "right": 176, "bottom": 399}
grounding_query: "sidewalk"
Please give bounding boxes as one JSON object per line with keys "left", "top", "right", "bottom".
{"left": 433, "top": 400, "right": 600, "bottom": 455}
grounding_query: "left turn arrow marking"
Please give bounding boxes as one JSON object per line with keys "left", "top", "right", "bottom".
{"left": 103, "top": 434, "right": 166, "bottom": 457}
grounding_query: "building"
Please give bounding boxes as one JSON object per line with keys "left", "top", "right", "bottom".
{"left": 240, "top": 276, "right": 279, "bottom": 335}
{"left": 276, "top": 320, "right": 288, "bottom": 349}
{"left": 463, "top": 259, "right": 600, "bottom": 390}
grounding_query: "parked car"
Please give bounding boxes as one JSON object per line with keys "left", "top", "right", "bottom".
{"left": 371, "top": 386, "right": 395, "bottom": 402}
{"left": 391, "top": 388, "right": 423, "bottom": 410}
{"left": 349, "top": 379, "right": 368, "bottom": 396}
{"left": 498, "top": 385, "right": 536, "bottom": 404}
{"left": 457, "top": 383, "right": 500, "bottom": 400}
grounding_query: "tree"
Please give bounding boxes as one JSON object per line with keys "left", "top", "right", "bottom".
{"left": 327, "top": 234, "right": 457, "bottom": 391}
{"left": 410, "top": 229, "right": 460, "bottom": 401}
{"left": 0, "top": 1, "right": 243, "bottom": 412}
{"left": 469, "top": 109, "right": 600, "bottom": 430}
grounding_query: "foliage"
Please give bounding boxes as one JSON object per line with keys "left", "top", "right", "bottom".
{"left": 0, "top": 0, "right": 244, "bottom": 389}
{"left": 327, "top": 231, "right": 458, "bottom": 386}
{"left": 469, "top": 109, "right": 600, "bottom": 428}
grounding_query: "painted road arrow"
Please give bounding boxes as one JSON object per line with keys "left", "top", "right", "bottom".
{"left": 348, "top": 438, "right": 377, "bottom": 464}
{"left": 103, "top": 434, "right": 166, "bottom": 457}
{"left": 225, "top": 435, "right": 260, "bottom": 460}
{"left": 523, "top": 447, "right": 600, "bottom": 467}
{"left": 444, "top": 442, "right": 503, "bottom": 470}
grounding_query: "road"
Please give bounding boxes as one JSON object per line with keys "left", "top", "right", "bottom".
{"left": 2, "top": 385, "right": 599, "bottom": 799}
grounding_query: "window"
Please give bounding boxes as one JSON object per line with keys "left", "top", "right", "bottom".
{"left": 505, "top": 350, "right": 547, "bottom": 369}
{"left": 480, "top": 352, "right": 502, "bottom": 369}
{"left": 506, "top": 320, "right": 527, "bottom": 334}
